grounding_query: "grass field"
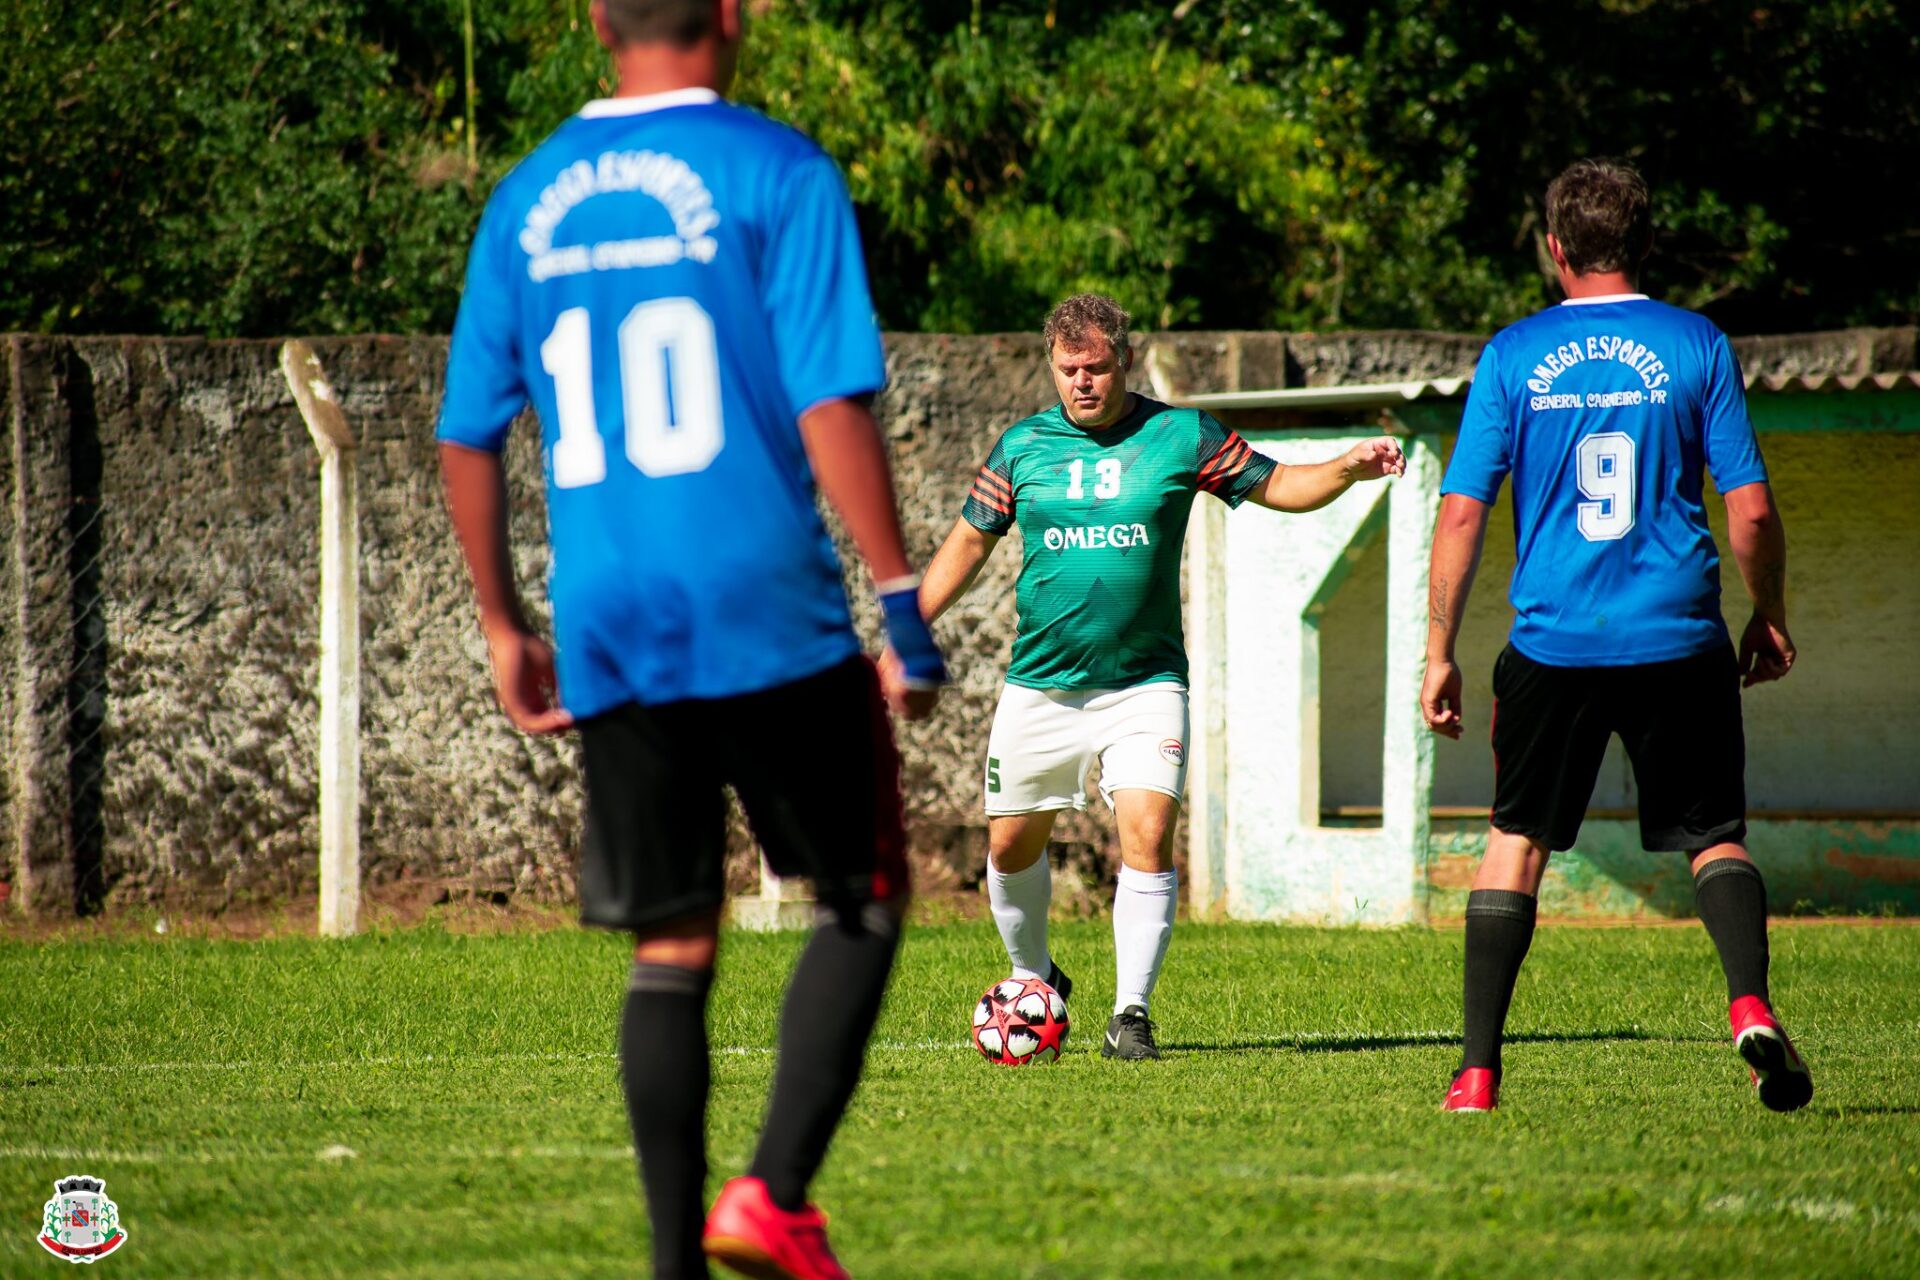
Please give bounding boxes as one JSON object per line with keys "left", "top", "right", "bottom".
{"left": 3, "top": 918, "right": 1918, "bottom": 1277}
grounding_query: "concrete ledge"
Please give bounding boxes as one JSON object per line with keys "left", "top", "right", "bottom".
{"left": 728, "top": 896, "right": 819, "bottom": 932}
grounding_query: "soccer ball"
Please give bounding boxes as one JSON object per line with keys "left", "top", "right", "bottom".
{"left": 970, "top": 975, "right": 1069, "bottom": 1065}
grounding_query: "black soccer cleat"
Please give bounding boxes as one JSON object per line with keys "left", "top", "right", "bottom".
{"left": 1046, "top": 961, "right": 1074, "bottom": 1007}
{"left": 1102, "top": 1004, "right": 1160, "bottom": 1060}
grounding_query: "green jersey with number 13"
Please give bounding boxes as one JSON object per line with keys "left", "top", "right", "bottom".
{"left": 961, "top": 395, "right": 1274, "bottom": 690}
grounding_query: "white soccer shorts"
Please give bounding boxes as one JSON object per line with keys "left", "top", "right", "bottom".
{"left": 982, "top": 682, "right": 1189, "bottom": 815}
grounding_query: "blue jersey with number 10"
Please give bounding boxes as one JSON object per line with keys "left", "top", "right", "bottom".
{"left": 437, "top": 90, "right": 885, "bottom": 717}
{"left": 1442, "top": 295, "right": 1768, "bottom": 667}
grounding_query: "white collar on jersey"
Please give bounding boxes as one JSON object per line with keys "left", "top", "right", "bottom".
{"left": 1559, "top": 293, "right": 1650, "bottom": 306}
{"left": 578, "top": 88, "right": 721, "bottom": 118}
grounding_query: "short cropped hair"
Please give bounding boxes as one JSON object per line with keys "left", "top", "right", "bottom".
{"left": 1545, "top": 158, "right": 1653, "bottom": 277}
{"left": 600, "top": 0, "right": 715, "bottom": 46}
{"left": 1042, "top": 293, "right": 1131, "bottom": 360}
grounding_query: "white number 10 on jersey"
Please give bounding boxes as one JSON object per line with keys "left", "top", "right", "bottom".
{"left": 540, "top": 297, "right": 724, "bottom": 488}
{"left": 1575, "top": 431, "right": 1636, "bottom": 541}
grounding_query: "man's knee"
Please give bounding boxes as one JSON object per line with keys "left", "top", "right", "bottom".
{"left": 633, "top": 908, "right": 722, "bottom": 971}
{"left": 816, "top": 896, "right": 905, "bottom": 941}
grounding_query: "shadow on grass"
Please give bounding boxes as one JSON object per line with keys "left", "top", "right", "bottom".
{"left": 1163, "top": 1028, "right": 1696, "bottom": 1054}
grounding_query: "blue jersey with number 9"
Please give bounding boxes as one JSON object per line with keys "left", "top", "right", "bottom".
{"left": 437, "top": 90, "right": 885, "bottom": 716}
{"left": 1441, "top": 295, "right": 1768, "bottom": 667}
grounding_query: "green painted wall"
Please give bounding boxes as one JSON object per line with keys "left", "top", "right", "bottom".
{"left": 1425, "top": 818, "right": 1920, "bottom": 919}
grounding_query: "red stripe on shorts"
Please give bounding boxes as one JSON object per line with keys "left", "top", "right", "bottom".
{"left": 859, "top": 657, "right": 911, "bottom": 900}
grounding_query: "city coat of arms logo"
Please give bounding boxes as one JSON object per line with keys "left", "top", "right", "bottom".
{"left": 39, "top": 1176, "right": 127, "bottom": 1263}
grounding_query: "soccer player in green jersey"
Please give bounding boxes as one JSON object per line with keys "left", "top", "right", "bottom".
{"left": 913, "top": 293, "right": 1404, "bottom": 1057}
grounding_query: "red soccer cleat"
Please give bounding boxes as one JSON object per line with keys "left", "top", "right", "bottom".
{"left": 704, "top": 1176, "right": 852, "bottom": 1280}
{"left": 1443, "top": 1066, "right": 1499, "bottom": 1112}
{"left": 1730, "top": 995, "right": 1813, "bottom": 1113}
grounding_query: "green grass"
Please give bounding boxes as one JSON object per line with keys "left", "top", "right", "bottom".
{"left": 3, "top": 920, "right": 1918, "bottom": 1277}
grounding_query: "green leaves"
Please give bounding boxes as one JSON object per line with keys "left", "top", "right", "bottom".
{"left": 732, "top": 9, "right": 1346, "bottom": 332}
{"left": 2, "top": 0, "right": 1914, "bottom": 337}
{"left": 0, "top": 0, "right": 486, "bottom": 336}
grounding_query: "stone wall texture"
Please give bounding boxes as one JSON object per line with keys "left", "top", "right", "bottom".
{"left": 3, "top": 328, "right": 1915, "bottom": 915}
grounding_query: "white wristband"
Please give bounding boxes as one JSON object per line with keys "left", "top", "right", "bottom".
{"left": 875, "top": 573, "right": 922, "bottom": 596}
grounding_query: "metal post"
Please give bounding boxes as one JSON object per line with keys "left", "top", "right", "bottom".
{"left": 281, "top": 341, "right": 361, "bottom": 937}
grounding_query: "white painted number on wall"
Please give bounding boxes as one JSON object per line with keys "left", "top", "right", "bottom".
{"left": 540, "top": 298, "right": 724, "bottom": 489}
{"left": 1065, "top": 457, "right": 1123, "bottom": 500}
{"left": 1575, "top": 431, "right": 1636, "bottom": 541}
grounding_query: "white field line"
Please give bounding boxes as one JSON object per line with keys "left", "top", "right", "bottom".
{"left": 0, "top": 1144, "right": 640, "bottom": 1165}
{"left": 1703, "top": 1191, "right": 1920, "bottom": 1235}
{"left": 0, "top": 1150, "right": 1910, "bottom": 1235}
{"left": 0, "top": 1145, "right": 1442, "bottom": 1196}
{"left": 0, "top": 1029, "right": 1458, "bottom": 1078}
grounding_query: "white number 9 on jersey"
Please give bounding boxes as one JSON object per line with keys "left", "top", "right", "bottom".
{"left": 540, "top": 297, "right": 724, "bottom": 488}
{"left": 1575, "top": 431, "right": 1635, "bottom": 541}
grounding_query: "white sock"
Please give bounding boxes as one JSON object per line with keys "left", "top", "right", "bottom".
{"left": 987, "top": 856, "right": 1053, "bottom": 979}
{"left": 1113, "top": 866, "right": 1177, "bottom": 1014}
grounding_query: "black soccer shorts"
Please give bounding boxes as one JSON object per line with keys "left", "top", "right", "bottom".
{"left": 574, "top": 655, "right": 909, "bottom": 932}
{"left": 1489, "top": 641, "right": 1747, "bottom": 854}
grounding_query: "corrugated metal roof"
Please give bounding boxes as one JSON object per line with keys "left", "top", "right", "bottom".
{"left": 1180, "top": 379, "right": 1469, "bottom": 412}
{"left": 1179, "top": 370, "right": 1920, "bottom": 411}
{"left": 1746, "top": 371, "right": 1920, "bottom": 393}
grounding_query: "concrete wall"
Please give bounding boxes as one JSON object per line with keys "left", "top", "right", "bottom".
{"left": 3, "top": 328, "right": 1915, "bottom": 915}
{"left": 3, "top": 337, "right": 580, "bottom": 914}
{"left": 0, "top": 331, "right": 1291, "bottom": 913}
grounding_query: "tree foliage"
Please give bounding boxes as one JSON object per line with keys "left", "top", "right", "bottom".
{"left": 3, "top": 0, "right": 1914, "bottom": 338}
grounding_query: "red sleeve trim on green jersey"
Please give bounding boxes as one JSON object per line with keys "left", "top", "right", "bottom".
{"left": 970, "top": 466, "right": 1012, "bottom": 511}
{"left": 1198, "top": 435, "right": 1254, "bottom": 492}
{"left": 1196, "top": 426, "right": 1276, "bottom": 507}
{"left": 962, "top": 459, "right": 1015, "bottom": 533}
{"left": 967, "top": 468, "right": 1013, "bottom": 506}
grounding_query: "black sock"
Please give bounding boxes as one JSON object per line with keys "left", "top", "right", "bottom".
{"left": 1694, "top": 858, "right": 1771, "bottom": 1005}
{"left": 1460, "top": 889, "right": 1537, "bottom": 1075}
{"left": 748, "top": 902, "right": 901, "bottom": 1212}
{"left": 621, "top": 963, "right": 713, "bottom": 1280}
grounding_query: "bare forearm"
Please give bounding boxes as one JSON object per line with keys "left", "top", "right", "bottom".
{"left": 799, "top": 398, "right": 914, "bottom": 584}
{"left": 920, "top": 520, "right": 997, "bottom": 623}
{"left": 1428, "top": 495, "right": 1491, "bottom": 660}
{"left": 1260, "top": 457, "right": 1355, "bottom": 513}
{"left": 439, "top": 441, "right": 530, "bottom": 637}
{"left": 1727, "top": 488, "right": 1788, "bottom": 626}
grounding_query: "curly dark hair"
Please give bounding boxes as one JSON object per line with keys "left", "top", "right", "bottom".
{"left": 1042, "top": 293, "right": 1131, "bottom": 359}
{"left": 1546, "top": 158, "right": 1653, "bottom": 277}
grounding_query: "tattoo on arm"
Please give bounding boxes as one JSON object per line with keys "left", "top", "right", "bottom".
{"left": 1753, "top": 559, "right": 1786, "bottom": 610}
{"left": 1429, "top": 576, "right": 1451, "bottom": 630}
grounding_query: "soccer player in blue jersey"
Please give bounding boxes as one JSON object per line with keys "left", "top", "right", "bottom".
{"left": 436, "top": 2, "right": 947, "bottom": 1276}
{"left": 1421, "top": 158, "right": 1811, "bottom": 1114}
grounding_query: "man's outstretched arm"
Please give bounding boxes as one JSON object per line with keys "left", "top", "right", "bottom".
{"left": 1422, "top": 492, "right": 1492, "bottom": 739}
{"left": 1246, "top": 437, "right": 1406, "bottom": 513}
{"left": 1723, "top": 480, "right": 1794, "bottom": 686}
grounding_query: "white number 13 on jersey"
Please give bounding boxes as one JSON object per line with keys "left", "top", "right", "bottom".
{"left": 1575, "top": 431, "right": 1635, "bottom": 541}
{"left": 540, "top": 298, "right": 723, "bottom": 488}
{"left": 1066, "top": 457, "right": 1123, "bottom": 499}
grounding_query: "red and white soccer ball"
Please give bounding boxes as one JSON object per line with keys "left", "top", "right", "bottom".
{"left": 971, "top": 976, "right": 1069, "bottom": 1065}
